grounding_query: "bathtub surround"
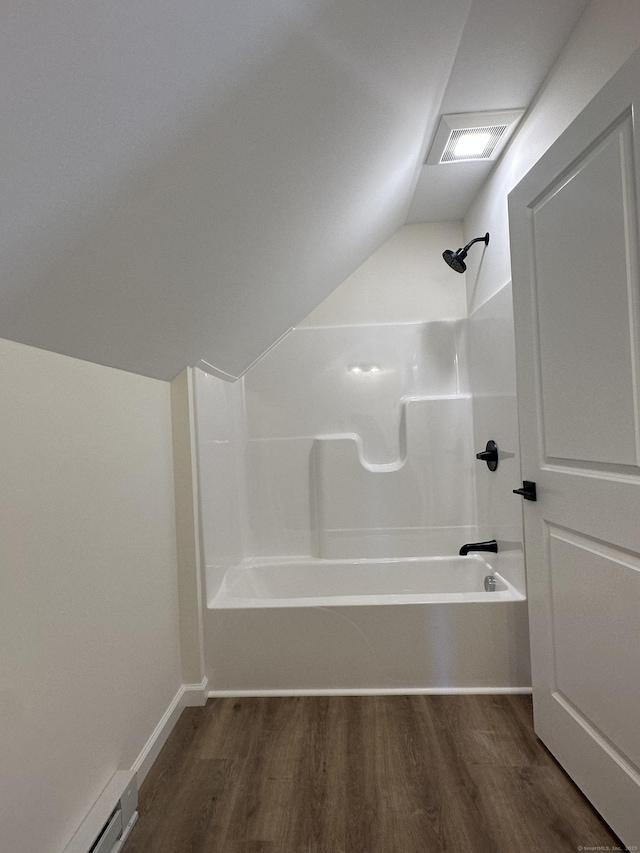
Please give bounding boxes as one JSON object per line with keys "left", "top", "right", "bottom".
{"left": 195, "top": 223, "right": 530, "bottom": 693}
{"left": 196, "top": 319, "right": 478, "bottom": 569}
{"left": 195, "top": 370, "right": 248, "bottom": 578}
{"left": 311, "top": 393, "right": 476, "bottom": 559}
{"left": 245, "top": 321, "right": 475, "bottom": 560}
{"left": 197, "top": 222, "right": 473, "bottom": 571}
{"left": 467, "top": 282, "right": 522, "bottom": 553}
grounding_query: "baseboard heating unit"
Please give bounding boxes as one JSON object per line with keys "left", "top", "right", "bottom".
{"left": 63, "top": 770, "right": 138, "bottom": 853}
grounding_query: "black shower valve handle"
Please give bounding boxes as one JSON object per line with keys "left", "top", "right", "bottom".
{"left": 476, "top": 440, "right": 498, "bottom": 471}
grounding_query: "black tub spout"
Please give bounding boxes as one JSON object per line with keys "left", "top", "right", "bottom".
{"left": 459, "top": 539, "right": 498, "bottom": 556}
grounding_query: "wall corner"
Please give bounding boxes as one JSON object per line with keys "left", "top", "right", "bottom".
{"left": 170, "top": 367, "right": 205, "bottom": 685}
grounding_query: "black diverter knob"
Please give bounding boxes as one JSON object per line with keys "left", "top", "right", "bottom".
{"left": 476, "top": 440, "right": 498, "bottom": 471}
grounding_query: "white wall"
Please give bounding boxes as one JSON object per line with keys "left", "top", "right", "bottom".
{"left": 0, "top": 338, "right": 182, "bottom": 853}
{"left": 300, "top": 222, "right": 467, "bottom": 327}
{"left": 464, "top": 0, "right": 640, "bottom": 310}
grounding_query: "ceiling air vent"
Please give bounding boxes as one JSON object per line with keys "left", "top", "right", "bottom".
{"left": 426, "top": 110, "right": 524, "bottom": 165}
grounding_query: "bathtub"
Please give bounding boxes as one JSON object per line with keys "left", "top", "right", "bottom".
{"left": 208, "top": 554, "right": 524, "bottom": 608}
{"left": 203, "top": 553, "right": 531, "bottom": 693}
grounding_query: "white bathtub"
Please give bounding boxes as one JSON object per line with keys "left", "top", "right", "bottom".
{"left": 203, "top": 553, "right": 531, "bottom": 693}
{"left": 208, "top": 554, "right": 524, "bottom": 608}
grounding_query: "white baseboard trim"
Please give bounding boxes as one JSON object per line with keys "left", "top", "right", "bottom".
{"left": 182, "top": 677, "right": 210, "bottom": 706}
{"left": 132, "top": 677, "right": 208, "bottom": 785}
{"left": 208, "top": 686, "right": 532, "bottom": 698}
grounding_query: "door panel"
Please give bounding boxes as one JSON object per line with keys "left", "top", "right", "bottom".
{"left": 509, "top": 48, "right": 640, "bottom": 846}
{"left": 548, "top": 525, "right": 640, "bottom": 767}
{"left": 531, "top": 113, "right": 640, "bottom": 467}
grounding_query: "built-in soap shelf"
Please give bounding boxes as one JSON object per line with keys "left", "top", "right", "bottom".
{"left": 310, "top": 394, "right": 476, "bottom": 558}
{"left": 312, "top": 393, "right": 471, "bottom": 472}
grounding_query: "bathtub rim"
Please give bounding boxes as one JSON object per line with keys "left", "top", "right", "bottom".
{"left": 207, "top": 553, "right": 526, "bottom": 609}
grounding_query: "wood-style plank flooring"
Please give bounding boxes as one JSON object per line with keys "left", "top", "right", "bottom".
{"left": 125, "top": 695, "right": 620, "bottom": 852}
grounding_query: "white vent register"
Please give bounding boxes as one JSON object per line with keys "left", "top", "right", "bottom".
{"left": 63, "top": 771, "right": 138, "bottom": 853}
{"left": 426, "top": 109, "right": 524, "bottom": 164}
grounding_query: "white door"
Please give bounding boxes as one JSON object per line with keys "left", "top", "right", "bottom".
{"left": 509, "top": 50, "right": 640, "bottom": 846}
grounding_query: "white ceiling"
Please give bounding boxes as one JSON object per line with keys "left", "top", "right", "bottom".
{"left": 407, "top": 0, "right": 593, "bottom": 223}
{"left": 0, "top": 0, "right": 591, "bottom": 380}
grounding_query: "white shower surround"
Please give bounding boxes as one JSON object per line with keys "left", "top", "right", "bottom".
{"left": 196, "top": 319, "right": 478, "bottom": 563}
{"left": 194, "top": 293, "right": 529, "bottom": 693}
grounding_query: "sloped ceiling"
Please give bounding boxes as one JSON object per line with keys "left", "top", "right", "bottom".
{"left": 0, "top": 0, "right": 588, "bottom": 380}
{"left": 407, "top": 0, "right": 592, "bottom": 223}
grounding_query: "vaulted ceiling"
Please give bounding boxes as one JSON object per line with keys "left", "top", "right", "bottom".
{"left": 0, "top": 0, "right": 590, "bottom": 380}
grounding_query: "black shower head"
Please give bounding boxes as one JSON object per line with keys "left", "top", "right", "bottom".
{"left": 443, "top": 249, "right": 468, "bottom": 273}
{"left": 442, "top": 232, "right": 489, "bottom": 273}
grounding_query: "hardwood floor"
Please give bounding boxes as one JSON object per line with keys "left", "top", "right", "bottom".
{"left": 125, "top": 695, "right": 620, "bottom": 852}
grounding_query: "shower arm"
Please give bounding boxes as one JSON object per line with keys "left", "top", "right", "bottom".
{"left": 460, "top": 234, "right": 489, "bottom": 253}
